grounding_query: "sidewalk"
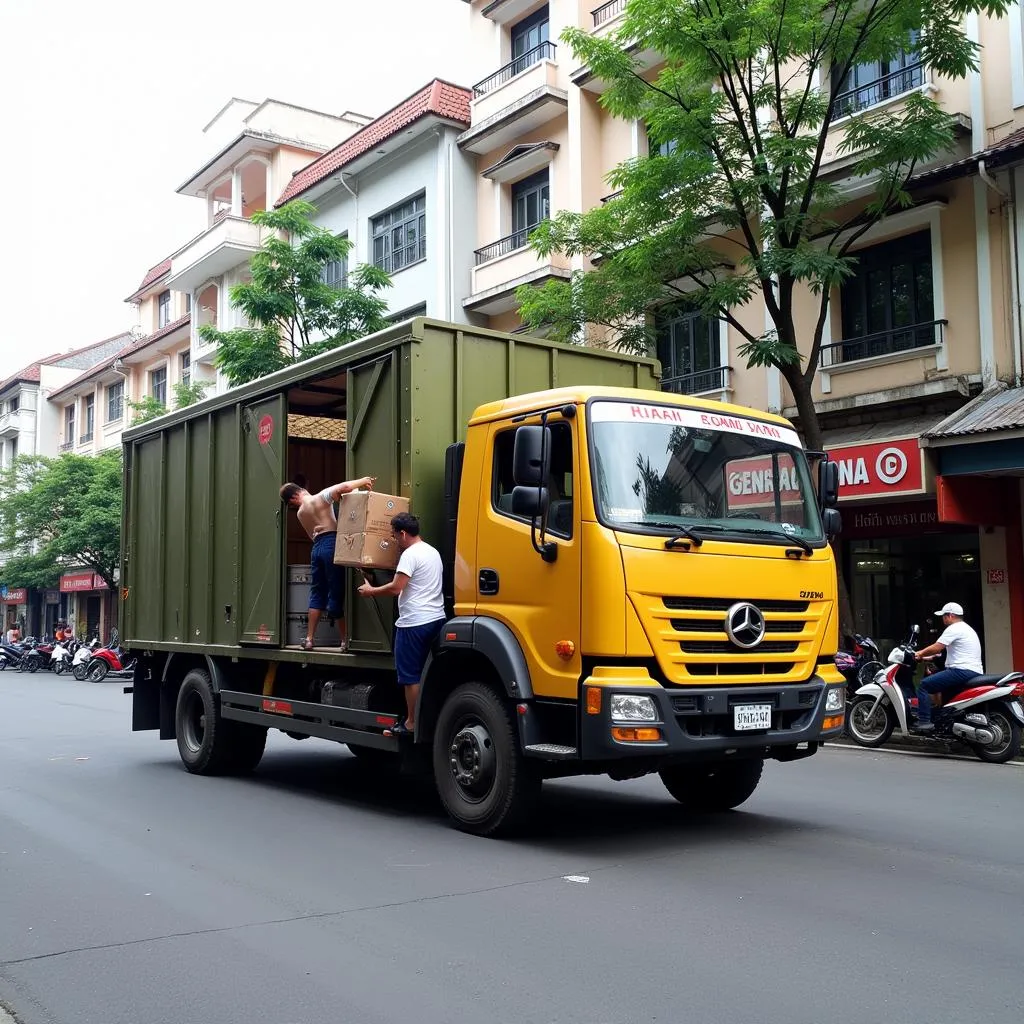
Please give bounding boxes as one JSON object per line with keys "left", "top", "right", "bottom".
{"left": 831, "top": 729, "right": 1024, "bottom": 761}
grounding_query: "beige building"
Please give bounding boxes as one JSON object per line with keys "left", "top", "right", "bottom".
{"left": 458, "top": 0, "right": 1024, "bottom": 670}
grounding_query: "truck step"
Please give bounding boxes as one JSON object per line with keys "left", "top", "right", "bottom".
{"left": 524, "top": 743, "right": 578, "bottom": 760}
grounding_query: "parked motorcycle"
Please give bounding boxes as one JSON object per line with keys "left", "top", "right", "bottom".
{"left": 22, "top": 639, "right": 55, "bottom": 674}
{"left": 836, "top": 632, "right": 884, "bottom": 699}
{"left": 85, "top": 642, "right": 137, "bottom": 683}
{"left": 0, "top": 640, "right": 30, "bottom": 672}
{"left": 847, "top": 624, "right": 1024, "bottom": 763}
{"left": 50, "top": 638, "right": 76, "bottom": 675}
{"left": 72, "top": 639, "right": 100, "bottom": 681}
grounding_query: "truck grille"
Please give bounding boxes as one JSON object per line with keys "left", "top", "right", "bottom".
{"left": 631, "top": 594, "right": 828, "bottom": 685}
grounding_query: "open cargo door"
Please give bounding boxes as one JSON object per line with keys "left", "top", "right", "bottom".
{"left": 239, "top": 395, "right": 286, "bottom": 645}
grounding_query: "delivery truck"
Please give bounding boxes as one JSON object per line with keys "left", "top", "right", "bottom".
{"left": 122, "top": 318, "right": 846, "bottom": 835}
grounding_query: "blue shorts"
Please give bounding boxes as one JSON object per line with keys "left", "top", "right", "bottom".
{"left": 394, "top": 619, "right": 445, "bottom": 685}
{"left": 309, "top": 532, "right": 343, "bottom": 617}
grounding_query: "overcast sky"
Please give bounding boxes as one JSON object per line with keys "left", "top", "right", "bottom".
{"left": 0, "top": 0, "right": 472, "bottom": 367}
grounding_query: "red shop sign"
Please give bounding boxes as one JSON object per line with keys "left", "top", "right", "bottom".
{"left": 1, "top": 587, "right": 27, "bottom": 604}
{"left": 827, "top": 437, "right": 926, "bottom": 501}
{"left": 60, "top": 573, "right": 106, "bottom": 593}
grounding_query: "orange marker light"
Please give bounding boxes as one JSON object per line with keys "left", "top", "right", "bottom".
{"left": 585, "top": 686, "right": 602, "bottom": 715}
{"left": 555, "top": 640, "right": 576, "bottom": 660}
{"left": 611, "top": 727, "right": 663, "bottom": 743}
{"left": 823, "top": 714, "right": 845, "bottom": 731}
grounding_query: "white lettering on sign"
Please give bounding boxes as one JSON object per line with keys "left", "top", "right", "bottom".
{"left": 590, "top": 401, "right": 801, "bottom": 449}
{"left": 837, "top": 458, "right": 869, "bottom": 487}
{"left": 874, "top": 447, "right": 908, "bottom": 485}
{"left": 728, "top": 465, "right": 799, "bottom": 496}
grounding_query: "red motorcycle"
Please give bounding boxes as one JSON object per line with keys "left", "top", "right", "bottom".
{"left": 85, "top": 643, "right": 137, "bottom": 683}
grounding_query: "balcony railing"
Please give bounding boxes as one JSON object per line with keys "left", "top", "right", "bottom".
{"left": 59, "top": 441, "right": 73, "bottom": 452}
{"left": 662, "top": 366, "right": 732, "bottom": 396}
{"left": 473, "top": 41, "right": 557, "bottom": 98}
{"left": 833, "top": 62, "right": 924, "bottom": 118}
{"left": 822, "top": 319, "right": 946, "bottom": 365}
{"left": 593, "top": 0, "right": 626, "bottom": 26}
{"left": 474, "top": 225, "right": 541, "bottom": 264}
{"left": 79, "top": 431, "right": 94, "bottom": 444}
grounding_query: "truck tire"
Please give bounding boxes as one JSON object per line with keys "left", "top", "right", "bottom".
{"left": 432, "top": 682, "right": 540, "bottom": 837}
{"left": 658, "top": 759, "right": 764, "bottom": 812}
{"left": 174, "top": 668, "right": 266, "bottom": 775}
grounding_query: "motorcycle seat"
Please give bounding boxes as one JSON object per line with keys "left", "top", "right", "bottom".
{"left": 963, "top": 674, "right": 1005, "bottom": 687}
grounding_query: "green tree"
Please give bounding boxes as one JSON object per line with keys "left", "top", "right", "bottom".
{"left": 200, "top": 200, "right": 393, "bottom": 386}
{"left": 172, "top": 378, "right": 210, "bottom": 408}
{"left": 516, "top": 0, "right": 1008, "bottom": 630}
{"left": 0, "top": 451, "right": 123, "bottom": 591}
{"left": 127, "top": 395, "right": 167, "bottom": 424}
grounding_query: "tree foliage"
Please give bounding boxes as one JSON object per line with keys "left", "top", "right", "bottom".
{"left": 0, "top": 451, "right": 122, "bottom": 591}
{"left": 172, "top": 378, "right": 210, "bottom": 409}
{"left": 127, "top": 395, "right": 168, "bottom": 424}
{"left": 517, "top": 0, "right": 1008, "bottom": 450}
{"left": 200, "top": 200, "right": 393, "bottom": 386}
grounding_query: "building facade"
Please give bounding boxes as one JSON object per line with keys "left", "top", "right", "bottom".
{"left": 275, "top": 80, "right": 478, "bottom": 326}
{"left": 458, "top": 0, "right": 1024, "bottom": 669}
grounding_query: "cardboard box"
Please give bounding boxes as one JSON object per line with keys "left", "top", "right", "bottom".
{"left": 332, "top": 491, "right": 410, "bottom": 569}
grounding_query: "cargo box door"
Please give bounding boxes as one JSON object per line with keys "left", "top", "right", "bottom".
{"left": 239, "top": 396, "right": 286, "bottom": 645}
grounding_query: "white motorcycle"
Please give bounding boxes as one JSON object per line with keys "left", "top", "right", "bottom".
{"left": 50, "top": 639, "right": 73, "bottom": 675}
{"left": 848, "top": 624, "right": 1024, "bottom": 763}
{"left": 72, "top": 639, "right": 100, "bottom": 681}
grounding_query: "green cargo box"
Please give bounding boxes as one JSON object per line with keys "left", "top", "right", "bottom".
{"left": 120, "top": 318, "right": 659, "bottom": 661}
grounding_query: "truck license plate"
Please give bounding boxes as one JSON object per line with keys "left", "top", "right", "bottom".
{"left": 734, "top": 704, "right": 772, "bottom": 731}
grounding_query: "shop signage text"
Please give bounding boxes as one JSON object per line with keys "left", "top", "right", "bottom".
{"left": 59, "top": 573, "right": 108, "bottom": 593}
{"left": 987, "top": 569, "right": 1006, "bottom": 585}
{"left": 827, "top": 438, "right": 924, "bottom": 500}
{"left": 0, "top": 587, "right": 28, "bottom": 604}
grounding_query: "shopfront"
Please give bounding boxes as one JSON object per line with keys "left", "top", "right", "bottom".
{"left": 2, "top": 586, "right": 28, "bottom": 634}
{"left": 59, "top": 572, "right": 114, "bottom": 643}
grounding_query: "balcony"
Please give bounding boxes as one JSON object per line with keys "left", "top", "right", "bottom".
{"left": 833, "top": 62, "right": 925, "bottom": 119}
{"left": 460, "top": 45, "right": 567, "bottom": 154}
{"left": 592, "top": 0, "right": 626, "bottom": 30}
{"left": 78, "top": 431, "right": 94, "bottom": 446}
{"left": 662, "top": 366, "right": 733, "bottom": 397}
{"left": 821, "top": 320, "right": 947, "bottom": 370}
{"left": 167, "top": 216, "right": 266, "bottom": 294}
{"left": 0, "top": 406, "right": 32, "bottom": 438}
{"left": 59, "top": 441, "right": 74, "bottom": 453}
{"left": 465, "top": 238, "right": 571, "bottom": 315}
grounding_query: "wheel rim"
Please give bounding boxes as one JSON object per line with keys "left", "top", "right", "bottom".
{"left": 448, "top": 721, "right": 496, "bottom": 802}
{"left": 88, "top": 663, "right": 106, "bottom": 682}
{"left": 181, "top": 691, "right": 207, "bottom": 753}
{"left": 981, "top": 710, "right": 1013, "bottom": 756}
{"left": 850, "top": 700, "right": 888, "bottom": 742}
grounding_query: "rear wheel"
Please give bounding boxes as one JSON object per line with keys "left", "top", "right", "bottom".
{"left": 971, "top": 706, "right": 1022, "bottom": 764}
{"left": 847, "top": 696, "right": 895, "bottom": 748}
{"left": 432, "top": 682, "right": 540, "bottom": 836}
{"left": 659, "top": 759, "right": 764, "bottom": 811}
{"left": 73, "top": 662, "right": 88, "bottom": 681}
{"left": 25, "top": 655, "right": 40, "bottom": 674}
{"left": 174, "top": 668, "right": 266, "bottom": 775}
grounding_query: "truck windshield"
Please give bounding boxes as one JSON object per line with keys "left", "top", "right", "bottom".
{"left": 589, "top": 400, "right": 825, "bottom": 544}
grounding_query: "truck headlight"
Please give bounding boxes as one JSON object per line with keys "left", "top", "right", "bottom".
{"left": 610, "top": 694, "right": 657, "bottom": 722}
{"left": 825, "top": 687, "right": 845, "bottom": 712}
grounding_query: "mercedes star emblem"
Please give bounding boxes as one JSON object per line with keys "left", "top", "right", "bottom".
{"left": 724, "top": 602, "right": 767, "bottom": 649}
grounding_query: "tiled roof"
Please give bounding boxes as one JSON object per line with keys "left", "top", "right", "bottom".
{"left": 0, "top": 361, "right": 43, "bottom": 394}
{"left": 276, "top": 80, "right": 472, "bottom": 205}
{"left": 911, "top": 126, "right": 1024, "bottom": 188}
{"left": 49, "top": 316, "right": 191, "bottom": 400}
{"left": 925, "top": 384, "right": 1024, "bottom": 440}
{"left": 125, "top": 258, "right": 172, "bottom": 302}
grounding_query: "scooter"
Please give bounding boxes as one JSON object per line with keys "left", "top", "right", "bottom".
{"left": 847, "top": 624, "right": 1024, "bottom": 763}
{"left": 72, "top": 639, "right": 100, "bottom": 680}
{"left": 85, "top": 642, "right": 137, "bottom": 683}
{"left": 50, "top": 638, "right": 75, "bottom": 675}
{"left": 0, "top": 641, "right": 28, "bottom": 672}
{"left": 835, "top": 632, "right": 884, "bottom": 700}
{"left": 23, "top": 639, "right": 55, "bottom": 674}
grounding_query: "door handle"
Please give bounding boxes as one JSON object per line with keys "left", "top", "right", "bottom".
{"left": 478, "top": 569, "right": 499, "bottom": 596}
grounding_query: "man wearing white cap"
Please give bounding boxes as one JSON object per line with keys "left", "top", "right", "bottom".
{"left": 911, "top": 602, "right": 983, "bottom": 733}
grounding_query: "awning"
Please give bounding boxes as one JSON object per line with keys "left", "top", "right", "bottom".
{"left": 820, "top": 414, "right": 947, "bottom": 449}
{"left": 921, "top": 384, "right": 1024, "bottom": 446}
{"left": 481, "top": 141, "right": 559, "bottom": 183}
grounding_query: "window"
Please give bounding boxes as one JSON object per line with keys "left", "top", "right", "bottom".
{"left": 64, "top": 404, "right": 75, "bottom": 446}
{"left": 106, "top": 381, "right": 124, "bottom": 423}
{"left": 386, "top": 303, "right": 427, "bottom": 324}
{"left": 492, "top": 420, "right": 574, "bottom": 539}
{"left": 832, "top": 32, "right": 922, "bottom": 117}
{"left": 656, "top": 305, "right": 724, "bottom": 394}
{"left": 321, "top": 236, "right": 349, "bottom": 289}
{"left": 8, "top": 437, "right": 15, "bottom": 463}
{"left": 8, "top": 395, "right": 19, "bottom": 413}
{"left": 157, "top": 290, "right": 171, "bottom": 328}
{"left": 185, "top": 292, "right": 192, "bottom": 313}
{"left": 512, "top": 171, "right": 550, "bottom": 248}
{"left": 511, "top": 6, "right": 549, "bottom": 68}
{"left": 81, "top": 394, "right": 95, "bottom": 442}
{"left": 646, "top": 123, "right": 678, "bottom": 158}
{"left": 180, "top": 351, "right": 191, "bottom": 387}
{"left": 838, "top": 230, "right": 934, "bottom": 362}
{"left": 150, "top": 366, "right": 167, "bottom": 406}
{"left": 372, "top": 195, "right": 426, "bottom": 273}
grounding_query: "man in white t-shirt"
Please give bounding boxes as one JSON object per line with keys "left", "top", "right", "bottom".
{"left": 357, "top": 512, "right": 445, "bottom": 736}
{"left": 911, "top": 601, "right": 984, "bottom": 732}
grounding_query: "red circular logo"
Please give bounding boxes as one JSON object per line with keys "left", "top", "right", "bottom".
{"left": 257, "top": 415, "right": 273, "bottom": 446}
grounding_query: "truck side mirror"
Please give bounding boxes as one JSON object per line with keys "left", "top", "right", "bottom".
{"left": 511, "top": 485, "right": 549, "bottom": 519}
{"left": 513, "top": 425, "right": 552, "bottom": 487}
{"left": 823, "top": 507, "right": 841, "bottom": 539}
{"left": 818, "top": 459, "right": 839, "bottom": 508}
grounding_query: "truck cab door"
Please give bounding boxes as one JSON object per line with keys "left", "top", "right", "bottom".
{"left": 239, "top": 396, "right": 286, "bottom": 645}
{"left": 474, "top": 417, "right": 582, "bottom": 700}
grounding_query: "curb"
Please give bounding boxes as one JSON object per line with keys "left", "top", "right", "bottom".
{"left": 830, "top": 731, "right": 1024, "bottom": 762}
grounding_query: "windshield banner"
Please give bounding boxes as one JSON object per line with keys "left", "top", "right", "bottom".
{"left": 591, "top": 401, "right": 802, "bottom": 449}
{"left": 725, "top": 455, "right": 804, "bottom": 509}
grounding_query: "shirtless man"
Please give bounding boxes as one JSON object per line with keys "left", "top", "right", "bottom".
{"left": 280, "top": 476, "right": 375, "bottom": 651}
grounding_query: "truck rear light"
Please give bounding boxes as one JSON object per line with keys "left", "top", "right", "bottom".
{"left": 611, "top": 727, "right": 662, "bottom": 743}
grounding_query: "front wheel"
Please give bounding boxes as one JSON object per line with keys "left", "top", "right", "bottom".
{"left": 25, "top": 655, "right": 40, "bottom": 674}
{"left": 73, "top": 662, "right": 88, "bottom": 681}
{"left": 432, "top": 682, "right": 540, "bottom": 836}
{"left": 86, "top": 658, "right": 109, "bottom": 682}
{"left": 971, "top": 705, "right": 1022, "bottom": 764}
{"left": 659, "top": 759, "right": 764, "bottom": 811}
{"left": 847, "top": 696, "right": 895, "bottom": 748}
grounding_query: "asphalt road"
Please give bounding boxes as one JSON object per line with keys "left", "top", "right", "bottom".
{"left": 1, "top": 673, "right": 1021, "bottom": 1024}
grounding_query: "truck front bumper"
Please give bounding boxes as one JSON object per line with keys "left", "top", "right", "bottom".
{"left": 579, "top": 672, "right": 845, "bottom": 762}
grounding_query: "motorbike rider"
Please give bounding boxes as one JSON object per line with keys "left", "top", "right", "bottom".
{"left": 911, "top": 601, "right": 983, "bottom": 733}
